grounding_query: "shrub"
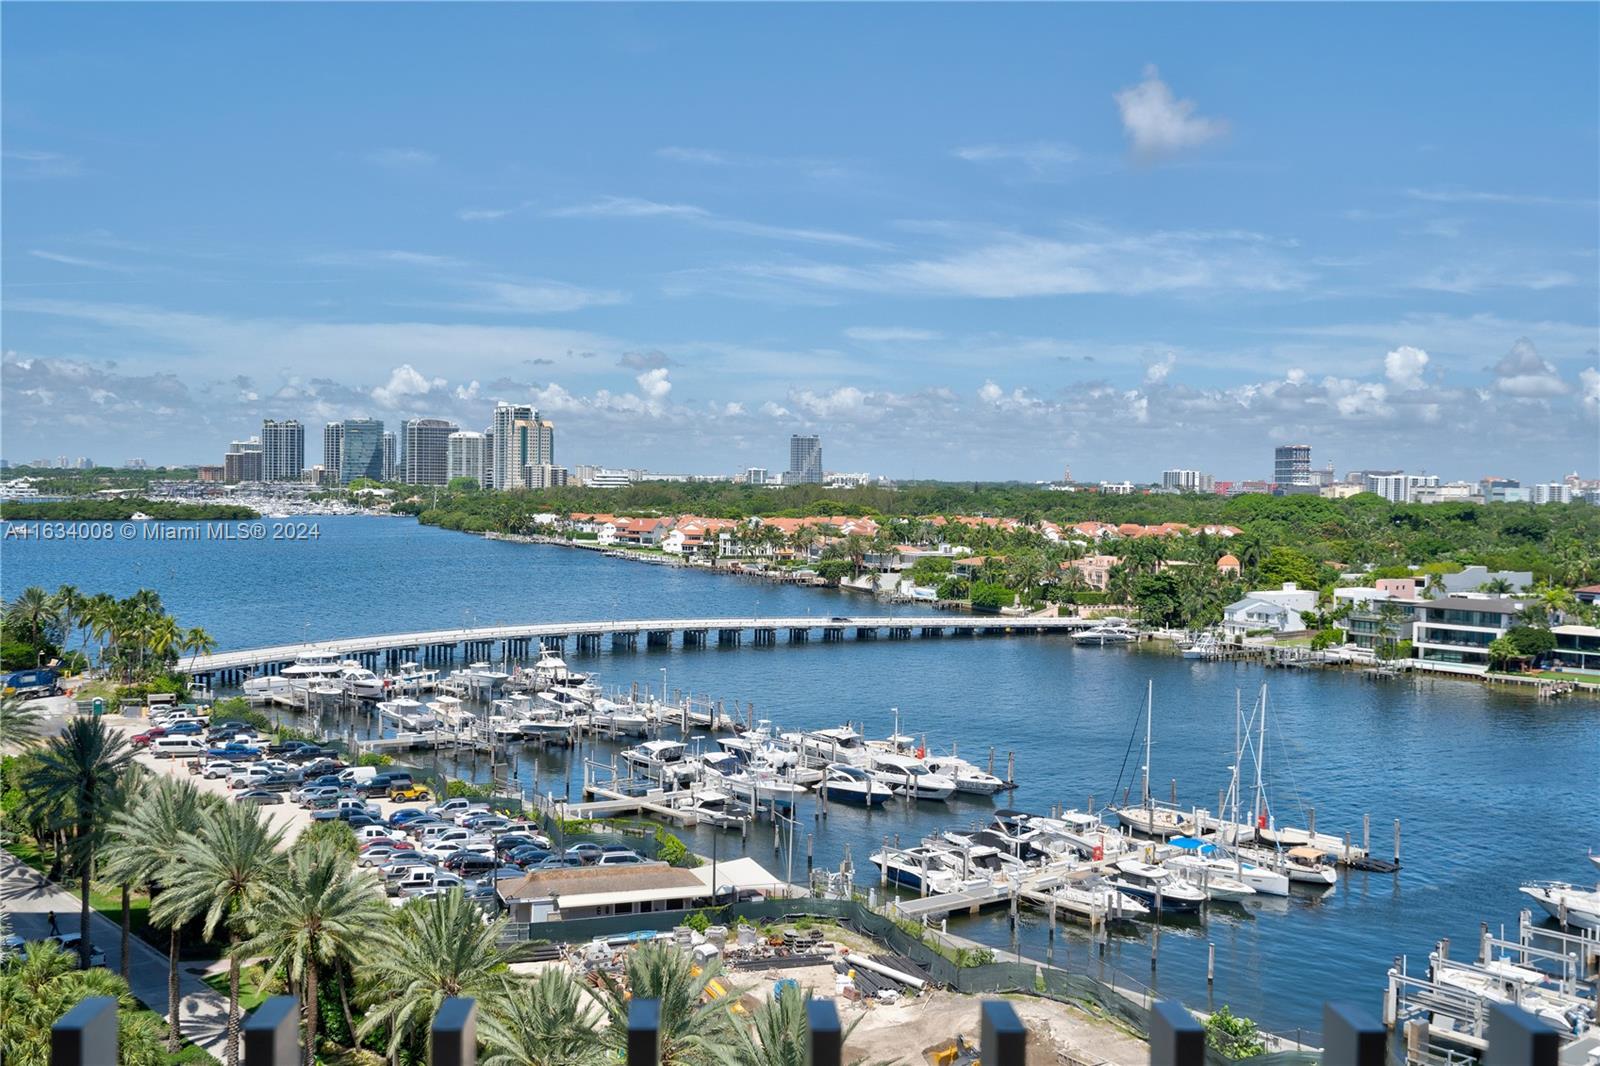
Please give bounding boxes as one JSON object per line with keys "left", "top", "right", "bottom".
{"left": 969, "top": 581, "right": 1012, "bottom": 613}
{"left": 1204, "top": 1005, "right": 1266, "bottom": 1058}
{"left": 936, "top": 576, "right": 969, "bottom": 600}
{"left": 682, "top": 910, "right": 713, "bottom": 934}
{"left": 356, "top": 752, "right": 394, "bottom": 768}
{"left": 653, "top": 827, "right": 699, "bottom": 867}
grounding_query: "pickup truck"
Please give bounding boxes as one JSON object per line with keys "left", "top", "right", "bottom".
{"left": 206, "top": 743, "right": 261, "bottom": 760}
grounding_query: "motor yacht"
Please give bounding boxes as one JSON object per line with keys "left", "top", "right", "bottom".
{"left": 1073, "top": 621, "right": 1141, "bottom": 645}
{"left": 1519, "top": 881, "right": 1600, "bottom": 931}
{"left": 1166, "top": 838, "right": 1289, "bottom": 897}
{"left": 920, "top": 755, "right": 1007, "bottom": 795}
{"left": 1431, "top": 954, "right": 1596, "bottom": 1035}
{"left": 623, "top": 740, "right": 698, "bottom": 783}
{"left": 866, "top": 754, "right": 956, "bottom": 801}
{"left": 241, "top": 674, "right": 292, "bottom": 697}
{"left": 1181, "top": 633, "right": 1221, "bottom": 660}
{"left": 1235, "top": 844, "right": 1339, "bottom": 886}
{"left": 531, "top": 646, "right": 589, "bottom": 690}
{"left": 789, "top": 725, "right": 871, "bottom": 768}
{"left": 389, "top": 661, "right": 438, "bottom": 691}
{"left": 377, "top": 696, "right": 436, "bottom": 731}
{"left": 819, "top": 764, "right": 894, "bottom": 807}
{"left": 586, "top": 697, "right": 650, "bottom": 737}
{"left": 1107, "top": 857, "right": 1208, "bottom": 914}
{"left": 281, "top": 651, "right": 344, "bottom": 683}
{"left": 337, "top": 663, "right": 387, "bottom": 699}
{"left": 671, "top": 788, "right": 751, "bottom": 829}
{"left": 869, "top": 845, "right": 994, "bottom": 895}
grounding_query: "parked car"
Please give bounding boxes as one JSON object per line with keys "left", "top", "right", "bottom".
{"left": 285, "top": 745, "right": 339, "bottom": 763}
{"left": 425, "top": 798, "right": 481, "bottom": 821}
{"left": 165, "top": 721, "right": 205, "bottom": 736}
{"left": 296, "top": 786, "right": 344, "bottom": 808}
{"left": 359, "top": 773, "right": 413, "bottom": 797}
{"left": 505, "top": 845, "right": 553, "bottom": 867}
{"left": 130, "top": 727, "right": 168, "bottom": 746}
{"left": 460, "top": 814, "right": 511, "bottom": 833}
{"left": 563, "top": 843, "right": 605, "bottom": 866}
{"left": 200, "top": 760, "right": 238, "bottom": 780}
{"left": 495, "top": 834, "right": 545, "bottom": 858}
{"left": 299, "top": 757, "right": 346, "bottom": 775}
{"left": 399, "top": 873, "right": 463, "bottom": 900}
{"left": 207, "top": 742, "right": 261, "bottom": 761}
{"left": 597, "top": 851, "right": 646, "bottom": 866}
{"left": 528, "top": 856, "right": 583, "bottom": 870}
{"left": 227, "top": 766, "right": 273, "bottom": 789}
{"left": 380, "top": 856, "right": 436, "bottom": 881}
{"left": 357, "top": 845, "right": 411, "bottom": 866}
{"left": 388, "top": 808, "right": 428, "bottom": 827}
{"left": 388, "top": 784, "right": 432, "bottom": 803}
{"left": 354, "top": 825, "right": 398, "bottom": 843}
{"left": 233, "top": 789, "right": 282, "bottom": 806}
{"left": 441, "top": 851, "right": 499, "bottom": 877}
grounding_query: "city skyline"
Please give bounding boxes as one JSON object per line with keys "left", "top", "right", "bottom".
{"left": 2, "top": 5, "right": 1596, "bottom": 480}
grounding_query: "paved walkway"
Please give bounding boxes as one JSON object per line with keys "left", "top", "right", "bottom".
{"left": 1, "top": 848, "right": 230, "bottom": 1062}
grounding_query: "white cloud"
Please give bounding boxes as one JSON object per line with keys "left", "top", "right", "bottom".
{"left": 760, "top": 401, "right": 792, "bottom": 419}
{"left": 636, "top": 367, "right": 672, "bottom": 402}
{"left": 547, "top": 195, "right": 880, "bottom": 248}
{"left": 29, "top": 250, "right": 128, "bottom": 272}
{"left": 953, "top": 142, "right": 1078, "bottom": 172}
{"left": 372, "top": 364, "right": 447, "bottom": 408}
{"left": 656, "top": 147, "right": 732, "bottom": 165}
{"left": 466, "top": 280, "right": 628, "bottom": 314}
{"left": 1384, "top": 345, "right": 1429, "bottom": 391}
{"left": 365, "top": 147, "right": 437, "bottom": 168}
{"left": 1114, "top": 65, "right": 1228, "bottom": 162}
{"left": 1405, "top": 187, "right": 1597, "bottom": 208}
{"left": 1580, "top": 367, "right": 1600, "bottom": 410}
{"left": 1490, "top": 338, "right": 1566, "bottom": 397}
{"left": 844, "top": 326, "right": 942, "bottom": 342}
{"left": 3, "top": 149, "right": 84, "bottom": 178}
{"left": 1144, "top": 353, "right": 1176, "bottom": 384}
{"left": 792, "top": 386, "right": 869, "bottom": 419}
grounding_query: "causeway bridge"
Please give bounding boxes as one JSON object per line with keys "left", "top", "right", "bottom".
{"left": 183, "top": 614, "right": 1096, "bottom": 685}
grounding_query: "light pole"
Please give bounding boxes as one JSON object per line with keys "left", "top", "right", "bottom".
{"left": 660, "top": 667, "right": 667, "bottom": 704}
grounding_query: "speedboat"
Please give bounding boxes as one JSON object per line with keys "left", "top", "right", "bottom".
{"left": 866, "top": 754, "right": 956, "bottom": 801}
{"left": 921, "top": 755, "right": 1007, "bottom": 795}
{"left": 587, "top": 697, "right": 650, "bottom": 737}
{"left": 1073, "top": 622, "right": 1140, "bottom": 645}
{"left": 819, "top": 764, "right": 894, "bottom": 807}
{"left": 337, "top": 663, "right": 387, "bottom": 699}
{"left": 390, "top": 661, "right": 437, "bottom": 690}
{"left": 1520, "top": 881, "right": 1600, "bottom": 931}
{"left": 870, "top": 846, "right": 993, "bottom": 894}
{"left": 377, "top": 697, "right": 436, "bottom": 731}
{"left": 671, "top": 789, "right": 750, "bottom": 829}
{"left": 1029, "top": 810, "right": 1132, "bottom": 862}
{"left": 622, "top": 740, "right": 697, "bottom": 783}
{"left": 1181, "top": 634, "right": 1220, "bottom": 660}
{"left": 531, "top": 646, "right": 588, "bottom": 690}
{"left": 699, "top": 752, "right": 809, "bottom": 810}
{"left": 1236, "top": 844, "right": 1339, "bottom": 886}
{"left": 1431, "top": 955, "right": 1596, "bottom": 1035}
{"left": 1047, "top": 880, "right": 1151, "bottom": 922}
{"left": 1107, "top": 857, "right": 1208, "bottom": 914}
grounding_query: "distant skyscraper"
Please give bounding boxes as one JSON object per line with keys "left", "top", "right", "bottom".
{"left": 261, "top": 419, "right": 305, "bottom": 482}
{"left": 381, "top": 431, "right": 397, "bottom": 482}
{"left": 224, "top": 437, "right": 264, "bottom": 483}
{"left": 402, "top": 418, "right": 458, "bottom": 485}
{"left": 523, "top": 463, "right": 569, "bottom": 489}
{"left": 339, "top": 419, "right": 384, "bottom": 484}
{"left": 322, "top": 422, "right": 343, "bottom": 483}
{"left": 1273, "top": 444, "right": 1312, "bottom": 487}
{"left": 447, "top": 431, "right": 489, "bottom": 487}
{"left": 1162, "top": 469, "right": 1214, "bottom": 493}
{"left": 788, "top": 434, "right": 822, "bottom": 485}
{"left": 490, "top": 403, "right": 551, "bottom": 489}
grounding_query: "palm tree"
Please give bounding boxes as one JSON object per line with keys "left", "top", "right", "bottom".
{"left": 360, "top": 890, "right": 509, "bottom": 1060}
{"left": 29, "top": 717, "right": 141, "bottom": 969}
{"left": 51, "top": 585, "right": 86, "bottom": 666}
{"left": 1480, "top": 577, "right": 1514, "bottom": 595}
{"left": 1, "top": 695, "right": 46, "bottom": 750}
{"left": 730, "top": 985, "right": 864, "bottom": 1066}
{"left": 180, "top": 626, "right": 217, "bottom": 673}
{"left": 10, "top": 586, "right": 58, "bottom": 660}
{"left": 156, "top": 803, "right": 286, "bottom": 1066}
{"left": 0, "top": 938, "right": 163, "bottom": 1066}
{"left": 239, "top": 839, "right": 388, "bottom": 1065}
{"left": 597, "top": 940, "right": 738, "bottom": 1066}
{"left": 480, "top": 968, "right": 605, "bottom": 1066}
{"left": 82, "top": 594, "right": 119, "bottom": 673}
{"left": 102, "top": 776, "right": 210, "bottom": 1051}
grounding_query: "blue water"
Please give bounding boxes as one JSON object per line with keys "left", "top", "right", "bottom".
{"left": 6, "top": 516, "right": 1597, "bottom": 1038}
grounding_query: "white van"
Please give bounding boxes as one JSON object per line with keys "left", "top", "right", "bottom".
{"left": 337, "top": 766, "right": 379, "bottom": 787}
{"left": 150, "top": 737, "right": 205, "bottom": 759}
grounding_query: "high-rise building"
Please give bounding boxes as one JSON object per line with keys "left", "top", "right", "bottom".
{"left": 447, "top": 431, "right": 489, "bottom": 487}
{"left": 1364, "top": 472, "right": 1440, "bottom": 504}
{"left": 1161, "top": 469, "right": 1214, "bottom": 493}
{"left": 483, "top": 429, "right": 494, "bottom": 487}
{"left": 788, "top": 434, "right": 822, "bottom": 485}
{"left": 523, "top": 463, "right": 569, "bottom": 489}
{"left": 402, "top": 418, "right": 458, "bottom": 485}
{"left": 381, "top": 432, "right": 397, "bottom": 482}
{"left": 339, "top": 419, "right": 384, "bottom": 484}
{"left": 261, "top": 419, "right": 305, "bottom": 482}
{"left": 223, "top": 437, "right": 264, "bottom": 483}
{"left": 322, "top": 422, "right": 344, "bottom": 482}
{"left": 1273, "top": 444, "right": 1312, "bottom": 487}
{"left": 490, "top": 403, "right": 553, "bottom": 489}
{"left": 744, "top": 467, "right": 769, "bottom": 486}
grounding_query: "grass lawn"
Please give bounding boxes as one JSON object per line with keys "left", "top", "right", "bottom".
{"left": 1491, "top": 669, "right": 1600, "bottom": 683}
{"left": 201, "top": 964, "right": 274, "bottom": 1012}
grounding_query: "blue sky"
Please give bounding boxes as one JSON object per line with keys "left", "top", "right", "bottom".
{"left": 3, "top": 3, "right": 1597, "bottom": 482}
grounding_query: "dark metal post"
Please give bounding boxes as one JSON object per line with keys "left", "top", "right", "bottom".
{"left": 51, "top": 995, "right": 117, "bottom": 1066}
{"left": 242, "top": 996, "right": 300, "bottom": 1066}
{"left": 627, "top": 998, "right": 661, "bottom": 1066}
{"left": 1322, "top": 1002, "right": 1385, "bottom": 1066}
{"left": 1149, "top": 1001, "right": 1204, "bottom": 1066}
{"left": 981, "top": 1000, "right": 1026, "bottom": 1066}
{"left": 806, "top": 998, "right": 843, "bottom": 1066}
{"left": 431, "top": 997, "right": 478, "bottom": 1066}
{"left": 1484, "top": 1000, "right": 1561, "bottom": 1066}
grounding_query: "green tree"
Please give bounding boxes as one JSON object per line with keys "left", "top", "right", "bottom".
{"left": 1203, "top": 1005, "right": 1265, "bottom": 1058}
{"left": 360, "top": 890, "right": 510, "bottom": 1060}
{"left": 597, "top": 940, "right": 738, "bottom": 1066}
{"left": 1, "top": 695, "right": 47, "bottom": 749}
{"left": 29, "top": 717, "right": 141, "bottom": 969}
{"left": 1487, "top": 636, "right": 1521, "bottom": 672}
{"left": 730, "top": 984, "right": 864, "bottom": 1066}
{"left": 296, "top": 818, "right": 361, "bottom": 862}
{"left": 0, "top": 939, "right": 163, "bottom": 1066}
{"left": 51, "top": 585, "right": 86, "bottom": 666}
{"left": 155, "top": 802, "right": 287, "bottom": 1066}
{"left": 480, "top": 968, "right": 605, "bottom": 1066}
{"left": 239, "top": 840, "right": 388, "bottom": 1065}
{"left": 9, "top": 587, "right": 58, "bottom": 662}
{"left": 101, "top": 777, "right": 210, "bottom": 1051}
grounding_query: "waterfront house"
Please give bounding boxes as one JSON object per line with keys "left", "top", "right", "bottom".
{"left": 1574, "top": 584, "right": 1600, "bottom": 606}
{"left": 1409, "top": 595, "right": 1528, "bottom": 672}
{"left": 1337, "top": 587, "right": 1420, "bottom": 652}
{"left": 1063, "top": 554, "right": 1120, "bottom": 591}
{"left": 1434, "top": 565, "right": 1534, "bottom": 595}
{"left": 1550, "top": 625, "right": 1600, "bottom": 673}
{"left": 617, "top": 517, "right": 671, "bottom": 546}
{"left": 1221, "top": 582, "right": 1318, "bottom": 637}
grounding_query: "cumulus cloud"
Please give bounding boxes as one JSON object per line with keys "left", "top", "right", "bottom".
{"left": 1114, "top": 65, "right": 1228, "bottom": 162}
{"left": 1581, "top": 367, "right": 1600, "bottom": 411}
{"left": 1144, "top": 353, "right": 1176, "bottom": 384}
{"left": 1490, "top": 338, "right": 1566, "bottom": 397}
{"left": 1384, "top": 346, "right": 1429, "bottom": 391}
{"left": 635, "top": 368, "right": 672, "bottom": 402}
{"left": 372, "top": 364, "right": 447, "bottom": 408}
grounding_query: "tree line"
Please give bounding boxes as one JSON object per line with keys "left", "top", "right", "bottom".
{"left": 1, "top": 586, "right": 216, "bottom": 685}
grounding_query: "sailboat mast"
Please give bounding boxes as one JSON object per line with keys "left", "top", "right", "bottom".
{"left": 1253, "top": 682, "right": 1267, "bottom": 832}
{"left": 1143, "top": 679, "right": 1153, "bottom": 808}
{"left": 1233, "top": 689, "right": 1243, "bottom": 871}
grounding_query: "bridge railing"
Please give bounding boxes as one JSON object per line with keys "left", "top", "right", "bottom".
{"left": 48, "top": 992, "right": 1567, "bottom": 1065}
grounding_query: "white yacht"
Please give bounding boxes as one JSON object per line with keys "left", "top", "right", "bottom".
{"left": 788, "top": 725, "right": 871, "bottom": 768}
{"left": 1030, "top": 810, "right": 1134, "bottom": 862}
{"left": 426, "top": 695, "right": 473, "bottom": 732}
{"left": 1107, "top": 857, "right": 1208, "bottom": 914}
{"left": 531, "top": 646, "right": 589, "bottom": 690}
{"left": 281, "top": 652, "right": 343, "bottom": 682}
{"left": 377, "top": 696, "right": 436, "bottom": 731}
{"left": 671, "top": 788, "right": 750, "bottom": 829}
{"left": 921, "top": 755, "right": 1007, "bottom": 795}
{"left": 819, "top": 764, "right": 894, "bottom": 807}
{"left": 1431, "top": 954, "right": 1596, "bottom": 1035}
{"left": 1073, "top": 621, "right": 1141, "bottom": 645}
{"left": 241, "top": 674, "right": 292, "bottom": 697}
{"left": 623, "top": 740, "right": 697, "bottom": 783}
{"left": 388, "top": 661, "right": 438, "bottom": 691}
{"left": 1042, "top": 880, "right": 1151, "bottom": 922}
{"left": 1235, "top": 844, "right": 1339, "bottom": 886}
{"left": 870, "top": 845, "right": 994, "bottom": 895}
{"left": 1165, "top": 838, "right": 1289, "bottom": 897}
{"left": 1520, "top": 881, "right": 1600, "bottom": 931}
{"left": 1181, "top": 633, "right": 1221, "bottom": 660}
{"left": 866, "top": 754, "right": 956, "bottom": 801}
{"left": 337, "top": 663, "right": 387, "bottom": 699}
{"left": 587, "top": 696, "right": 650, "bottom": 737}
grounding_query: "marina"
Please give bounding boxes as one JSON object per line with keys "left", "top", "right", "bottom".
{"left": 6, "top": 514, "right": 1599, "bottom": 1042}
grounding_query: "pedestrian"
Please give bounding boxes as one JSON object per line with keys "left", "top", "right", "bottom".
{"left": 47, "top": 910, "right": 59, "bottom": 936}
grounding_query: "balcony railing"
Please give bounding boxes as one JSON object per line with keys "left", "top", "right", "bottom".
{"left": 47, "top": 990, "right": 1569, "bottom": 1066}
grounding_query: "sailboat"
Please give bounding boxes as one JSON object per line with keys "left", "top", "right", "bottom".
{"left": 1223, "top": 684, "right": 1338, "bottom": 887}
{"left": 1110, "top": 681, "right": 1195, "bottom": 838}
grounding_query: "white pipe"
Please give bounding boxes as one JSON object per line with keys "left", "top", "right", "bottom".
{"left": 847, "top": 953, "right": 926, "bottom": 990}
